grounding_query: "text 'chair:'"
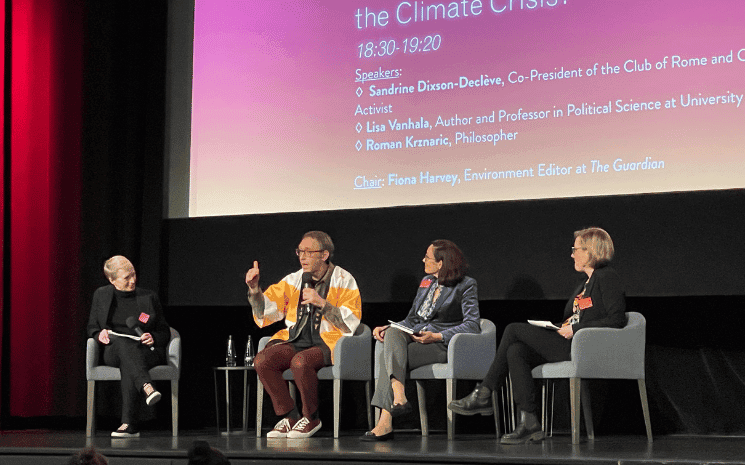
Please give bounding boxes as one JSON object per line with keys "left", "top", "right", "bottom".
{"left": 255, "top": 323, "right": 373, "bottom": 438}
{"left": 531, "top": 312, "right": 652, "bottom": 444}
{"left": 86, "top": 327, "right": 181, "bottom": 437}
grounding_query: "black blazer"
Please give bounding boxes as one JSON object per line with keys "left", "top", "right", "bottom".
{"left": 87, "top": 285, "right": 171, "bottom": 349}
{"left": 562, "top": 266, "right": 627, "bottom": 333}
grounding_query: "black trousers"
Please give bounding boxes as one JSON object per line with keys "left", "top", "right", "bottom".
{"left": 103, "top": 337, "right": 165, "bottom": 424}
{"left": 481, "top": 323, "right": 571, "bottom": 414}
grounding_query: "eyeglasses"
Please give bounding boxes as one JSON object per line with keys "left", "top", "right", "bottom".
{"left": 296, "top": 249, "right": 323, "bottom": 257}
{"left": 423, "top": 255, "right": 437, "bottom": 261}
{"left": 571, "top": 247, "right": 587, "bottom": 253}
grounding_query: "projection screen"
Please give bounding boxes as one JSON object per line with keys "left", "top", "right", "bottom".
{"left": 188, "top": 0, "right": 745, "bottom": 217}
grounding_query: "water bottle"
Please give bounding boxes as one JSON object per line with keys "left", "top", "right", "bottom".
{"left": 244, "top": 335, "right": 255, "bottom": 366}
{"left": 225, "top": 335, "right": 236, "bottom": 367}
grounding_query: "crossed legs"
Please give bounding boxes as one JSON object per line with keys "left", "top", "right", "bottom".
{"left": 369, "top": 328, "right": 447, "bottom": 437}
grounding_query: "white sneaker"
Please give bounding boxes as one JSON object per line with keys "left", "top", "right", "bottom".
{"left": 266, "top": 417, "right": 297, "bottom": 438}
{"left": 287, "top": 417, "right": 322, "bottom": 438}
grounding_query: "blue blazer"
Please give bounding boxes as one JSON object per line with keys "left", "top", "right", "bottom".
{"left": 399, "top": 275, "right": 481, "bottom": 344}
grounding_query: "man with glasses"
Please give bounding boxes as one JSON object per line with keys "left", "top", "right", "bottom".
{"left": 245, "top": 231, "right": 362, "bottom": 438}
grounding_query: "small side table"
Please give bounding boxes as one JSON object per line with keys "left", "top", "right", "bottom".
{"left": 213, "top": 365, "right": 256, "bottom": 435}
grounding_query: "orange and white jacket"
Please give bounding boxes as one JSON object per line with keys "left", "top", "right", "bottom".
{"left": 253, "top": 265, "right": 361, "bottom": 363}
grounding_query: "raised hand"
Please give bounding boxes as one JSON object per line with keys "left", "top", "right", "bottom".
{"left": 245, "top": 260, "right": 260, "bottom": 290}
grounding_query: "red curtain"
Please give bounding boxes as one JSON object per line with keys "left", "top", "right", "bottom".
{"left": 5, "top": 0, "right": 83, "bottom": 417}
{"left": 0, "top": 0, "right": 6, "bottom": 420}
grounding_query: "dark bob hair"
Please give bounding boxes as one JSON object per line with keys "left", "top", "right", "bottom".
{"left": 431, "top": 239, "right": 468, "bottom": 287}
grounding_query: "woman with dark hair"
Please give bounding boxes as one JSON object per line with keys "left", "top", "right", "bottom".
{"left": 361, "top": 240, "right": 480, "bottom": 441}
{"left": 448, "top": 227, "right": 627, "bottom": 444}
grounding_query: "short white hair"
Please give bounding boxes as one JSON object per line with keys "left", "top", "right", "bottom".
{"left": 103, "top": 256, "right": 133, "bottom": 280}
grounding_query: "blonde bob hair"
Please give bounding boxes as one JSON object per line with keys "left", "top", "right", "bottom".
{"left": 574, "top": 227, "right": 614, "bottom": 268}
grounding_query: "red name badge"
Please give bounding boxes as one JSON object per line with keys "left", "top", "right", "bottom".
{"left": 139, "top": 313, "right": 150, "bottom": 324}
{"left": 577, "top": 297, "right": 593, "bottom": 310}
{"left": 420, "top": 279, "right": 432, "bottom": 288}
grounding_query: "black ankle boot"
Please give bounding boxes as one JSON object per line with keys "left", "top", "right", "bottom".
{"left": 500, "top": 410, "right": 545, "bottom": 444}
{"left": 448, "top": 384, "right": 493, "bottom": 416}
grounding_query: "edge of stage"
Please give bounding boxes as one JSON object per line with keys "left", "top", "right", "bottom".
{"left": 1, "top": 430, "right": 744, "bottom": 465}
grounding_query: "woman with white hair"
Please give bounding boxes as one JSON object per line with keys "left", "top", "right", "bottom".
{"left": 87, "top": 256, "right": 171, "bottom": 437}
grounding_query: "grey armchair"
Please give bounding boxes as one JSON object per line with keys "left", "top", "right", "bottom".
{"left": 531, "top": 311, "right": 652, "bottom": 444}
{"left": 255, "top": 323, "right": 373, "bottom": 438}
{"left": 85, "top": 327, "right": 181, "bottom": 437}
{"left": 374, "top": 318, "right": 497, "bottom": 439}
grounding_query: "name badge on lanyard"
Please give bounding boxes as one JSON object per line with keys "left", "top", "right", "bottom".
{"left": 577, "top": 297, "right": 593, "bottom": 310}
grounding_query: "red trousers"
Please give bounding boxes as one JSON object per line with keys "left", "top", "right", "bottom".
{"left": 254, "top": 342, "right": 327, "bottom": 418}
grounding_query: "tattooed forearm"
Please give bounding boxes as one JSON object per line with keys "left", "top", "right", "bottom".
{"left": 321, "top": 303, "right": 350, "bottom": 333}
{"left": 248, "top": 289, "right": 264, "bottom": 319}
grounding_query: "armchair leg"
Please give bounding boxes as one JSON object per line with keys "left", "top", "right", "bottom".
{"left": 365, "top": 381, "right": 373, "bottom": 431}
{"left": 171, "top": 380, "right": 179, "bottom": 437}
{"left": 638, "top": 379, "right": 653, "bottom": 443}
{"left": 492, "top": 390, "right": 501, "bottom": 438}
{"left": 333, "top": 379, "right": 341, "bottom": 439}
{"left": 256, "top": 381, "right": 264, "bottom": 438}
{"left": 549, "top": 381, "right": 555, "bottom": 438}
{"left": 86, "top": 380, "right": 96, "bottom": 437}
{"left": 581, "top": 380, "right": 594, "bottom": 440}
{"left": 507, "top": 374, "right": 516, "bottom": 431}
{"left": 289, "top": 381, "right": 296, "bottom": 402}
{"left": 499, "top": 384, "right": 511, "bottom": 433}
{"left": 540, "top": 381, "right": 546, "bottom": 433}
{"left": 446, "top": 378, "right": 455, "bottom": 440}
{"left": 416, "top": 380, "right": 428, "bottom": 436}
{"left": 539, "top": 380, "right": 556, "bottom": 437}
{"left": 569, "top": 377, "right": 581, "bottom": 445}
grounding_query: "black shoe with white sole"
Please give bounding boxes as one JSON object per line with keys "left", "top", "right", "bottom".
{"left": 111, "top": 423, "right": 140, "bottom": 438}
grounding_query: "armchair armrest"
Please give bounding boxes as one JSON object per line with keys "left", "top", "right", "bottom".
{"left": 258, "top": 336, "right": 271, "bottom": 353}
{"left": 166, "top": 328, "right": 181, "bottom": 371}
{"left": 86, "top": 338, "right": 99, "bottom": 379}
{"left": 331, "top": 324, "right": 371, "bottom": 380}
{"left": 448, "top": 330, "right": 496, "bottom": 379}
{"left": 571, "top": 324, "right": 645, "bottom": 379}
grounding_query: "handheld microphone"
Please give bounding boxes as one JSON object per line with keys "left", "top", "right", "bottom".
{"left": 301, "top": 272, "right": 315, "bottom": 316}
{"left": 126, "top": 316, "right": 155, "bottom": 351}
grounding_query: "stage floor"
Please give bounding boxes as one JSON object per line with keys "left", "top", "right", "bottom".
{"left": 1, "top": 430, "right": 744, "bottom": 465}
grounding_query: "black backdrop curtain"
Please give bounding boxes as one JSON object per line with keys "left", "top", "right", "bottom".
{"left": 81, "top": 1, "right": 167, "bottom": 301}
{"left": 74, "top": 0, "right": 168, "bottom": 427}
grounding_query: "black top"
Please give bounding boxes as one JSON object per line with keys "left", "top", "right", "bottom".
{"left": 108, "top": 289, "right": 140, "bottom": 335}
{"left": 561, "top": 266, "right": 627, "bottom": 333}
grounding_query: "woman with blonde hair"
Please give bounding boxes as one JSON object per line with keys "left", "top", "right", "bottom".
{"left": 449, "top": 227, "right": 626, "bottom": 444}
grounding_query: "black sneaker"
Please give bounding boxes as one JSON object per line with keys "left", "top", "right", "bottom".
{"left": 111, "top": 423, "right": 140, "bottom": 438}
{"left": 145, "top": 389, "right": 162, "bottom": 406}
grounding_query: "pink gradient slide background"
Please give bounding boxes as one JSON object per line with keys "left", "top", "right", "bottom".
{"left": 190, "top": 0, "right": 745, "bottom": 217}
